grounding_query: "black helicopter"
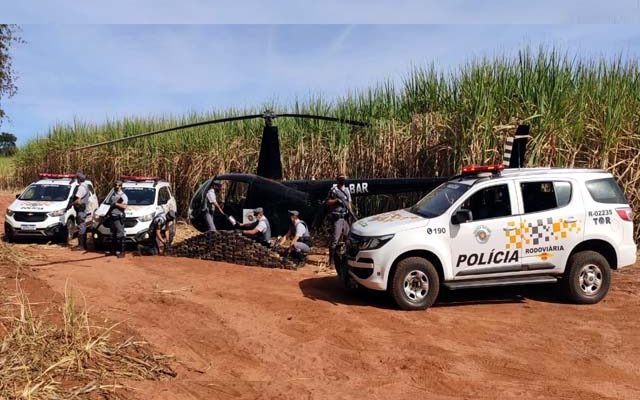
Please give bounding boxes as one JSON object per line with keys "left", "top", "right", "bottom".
{"left": 74, "top": 111, "right": 529, "bottom": 235}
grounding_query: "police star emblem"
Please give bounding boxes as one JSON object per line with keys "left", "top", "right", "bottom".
{"left": 474, "top": 225, "right": 491, "bottom": 244}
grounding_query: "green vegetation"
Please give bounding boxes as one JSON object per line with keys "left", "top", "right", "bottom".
{"left": 12, "top": 48, "right": 640, "bottom": 239}
{"left": 0, "top": 155, "right": 16, "bottom": 189}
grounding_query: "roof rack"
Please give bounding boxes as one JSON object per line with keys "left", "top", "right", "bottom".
{"left": 38, "top": 173, "right": 76, "bottom": 183}
{"left": 121, "top": 175, "right": 162, "bottom": 187}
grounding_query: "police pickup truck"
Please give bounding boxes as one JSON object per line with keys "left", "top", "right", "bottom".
{"left": 92, "top": 176, "right": 177, "bottom": 246}
{"left": 4, "top": 173, "right": 99, "bottom": 243}
{"left": 346, "top": 165, "right": 637, "bottom": 310}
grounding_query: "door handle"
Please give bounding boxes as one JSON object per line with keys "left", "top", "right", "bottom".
{"left": 503, "top": 227, "right": 517, "bottom": 232}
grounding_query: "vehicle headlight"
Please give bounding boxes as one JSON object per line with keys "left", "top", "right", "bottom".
{"left": 138, "top": 213, "right": 154, "bottom": 222}
{"left": 359, "top": 234, "right": 395, "bottom": 250}
{"left": 48, "top": 208, "right": 67, "bottom": 217}
{"left": 6, "top": 209, "right": 14, "bottom": 217}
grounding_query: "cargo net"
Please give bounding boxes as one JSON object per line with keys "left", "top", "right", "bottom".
{"left": 171, "top": 231, "right": 298, "bottom": 270}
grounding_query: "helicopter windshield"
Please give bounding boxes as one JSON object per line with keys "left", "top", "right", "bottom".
{"left": 410, "top": 182, "right": 470, "bottom": 218}
{"left": 224, "top": 181, "right": 249, "bottom": 208}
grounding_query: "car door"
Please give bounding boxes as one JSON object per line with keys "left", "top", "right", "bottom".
{"left": 517, "top": 179, "right": 584, "bottom": 273}
{"left": 449, "top": 182, "right": 523, "bottom": 278}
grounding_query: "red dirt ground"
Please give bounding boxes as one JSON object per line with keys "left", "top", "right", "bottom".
{"left": 2, "top": 192, "right": 640, "bottom": 399}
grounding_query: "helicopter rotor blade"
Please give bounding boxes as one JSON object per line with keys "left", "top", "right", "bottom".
{"left": 277, "top": 113, "right": 369, "bottom": 127}
{"left": 71, "top": 114, "right": 264, "bottom": 151}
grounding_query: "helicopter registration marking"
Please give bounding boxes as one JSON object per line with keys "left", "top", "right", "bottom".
{"left": 332, "top": 182, "right": 369, "bottom": 194}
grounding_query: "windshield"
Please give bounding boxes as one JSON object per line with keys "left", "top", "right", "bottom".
{"left": 104, "top": 187, "right": 156, "bottom": 206}
{"left": 410, "top": 182, "right": 470, "bottom": 218}
{"left": 19, "top": 184, "right": 71, "bottom": 202}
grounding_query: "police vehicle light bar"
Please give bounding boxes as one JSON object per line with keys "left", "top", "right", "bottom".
{"left": 121, "top": 175, "right": 160, "bottom": 182}
{"left": 461, "top": 164, "right": 505, "bottom": 175}
{"left": 38, "top": 173, "right": 76, "bottom": 179}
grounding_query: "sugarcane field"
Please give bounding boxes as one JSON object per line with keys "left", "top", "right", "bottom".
{"left": 2, "top": 9, "right": 640, "bottom": 400}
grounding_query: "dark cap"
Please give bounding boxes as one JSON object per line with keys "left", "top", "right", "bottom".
{"left": 337, "top": 173, "right": 346, "bottom": 181}
{"left": 288, "top": 210, "right": 299, "bottom": 217}
{"left": 115, "top": 180, "right": 123, "bottom": 186}
{"left": 167, "top": 210, "right": 176, "bottom": 220}
{"left": 213, "top": 180, "right": 222, "bottom": 187}
{"left": 253, "top": 207, "right": 264, "bottom": 214}
{"left": 75, "top": 172, "right": 86, "bottom": 182}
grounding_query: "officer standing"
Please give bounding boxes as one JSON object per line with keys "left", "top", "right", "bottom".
{"left": 278, "top": 210, "right": 311, "bottom": 263}
{"left": 107, "top": 180, "right": 128, "bottom": 258}
{"left": 205, "top": 181, "right": 224, "bottom": 231}
{"left": 326, "top": 174, "right": 352, "bottom": 266}
{"left": 240, "top": 207, "right": 271, "bottom": 246}
{"left": 71, "top": 172, "right": 90, "bottom": 251}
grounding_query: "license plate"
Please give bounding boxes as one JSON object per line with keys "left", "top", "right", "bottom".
{"left": 20, "top": 224, "right": 37, "bottom": 231}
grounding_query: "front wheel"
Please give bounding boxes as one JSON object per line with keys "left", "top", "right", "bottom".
{"left": 389, "top": 257, "right": 440, "bottom": 310}
{"left": 561, "top": 251, "right": 611, "bottom": 304}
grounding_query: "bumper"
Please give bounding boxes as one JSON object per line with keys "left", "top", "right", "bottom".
{"left": 4, "top": 218, "right": 66, "bottom": 238}
{"left": 347, "top": 253, "right": 387, "bottom": 291}
{"left": 93, "top": 230, "right": 152, "bottom": 244}
{"left": 617, "top": 243, "right": 637, "bottom": 269}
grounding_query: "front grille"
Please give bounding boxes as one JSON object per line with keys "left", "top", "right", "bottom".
{"left": 349, "top": 266, "right": 374, "bottom": 279}
{"left": 102, "top": 217, "right": 138, "bottom": 228}
{"left": 13, "top": 212, "right": 48, "bottom": 222}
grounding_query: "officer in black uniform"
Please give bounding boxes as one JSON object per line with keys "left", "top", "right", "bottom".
{"left": 71, "top": 172, "right": 90, "bottom": 251}
{"left": 107, "top": 180, "right": 128, "bottom": 258}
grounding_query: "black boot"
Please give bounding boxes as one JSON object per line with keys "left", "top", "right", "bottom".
{"left": 72, "top": 235, "right": 84, "bottom": 251}
{"left": 328, "top": 248, "right": 335, "bottom": 268}
{"left": 117, "top": 239, "right": 125, "bottom": 258}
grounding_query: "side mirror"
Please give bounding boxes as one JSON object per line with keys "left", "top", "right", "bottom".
{"left": 451, "top": 209, "right": 472, "bottom": 225}
{"left": 15, "top": 193, "right": 20, "bottom": 199}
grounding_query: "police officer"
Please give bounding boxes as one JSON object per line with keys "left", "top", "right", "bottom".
{"left": 139, "top": 210, "right": 176, "bottom": 255}
{"left": 326, "top": 173, "right": 352, "bottom": 266}
{"left": 71, "top": 172, "right": 90, "bottom": 251}
{"left": 107, "top": 180, "right": 128, "bottom": 258}
{"left": 278, "top": 210, "right": 311, "bottom": 263}
{"left": 205, "top": 180, "right": 224, "bottom": 232}
{"left": 241, "top": 207, "right": 271, "bottom": 246}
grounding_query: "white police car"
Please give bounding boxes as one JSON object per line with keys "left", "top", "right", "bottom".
{"left": 4, "top": 173, "right": 99, "bottom": 243}
{"left": 347, "top": 165, "right": 637, "bottom": 310}
{"left": 92, "top": 176, "right": 177, "bottom": 246}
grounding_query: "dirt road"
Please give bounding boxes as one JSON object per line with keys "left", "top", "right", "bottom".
{"left": 2, "top": 193, "right": 640, "bottom": 399}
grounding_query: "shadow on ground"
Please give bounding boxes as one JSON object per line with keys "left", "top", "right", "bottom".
{"left": 299, "top": 275, "right": 568, "bottom": 309}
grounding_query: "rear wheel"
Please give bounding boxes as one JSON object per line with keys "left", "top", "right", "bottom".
{"left": 561, "top": 250, "right": 611, "bottom": 304}
{"left": 390, "top": 257, "right": 440, "bottom": 310}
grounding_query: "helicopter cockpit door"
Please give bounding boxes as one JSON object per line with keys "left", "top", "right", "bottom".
{"left": 222, "top": 180, "right": 250, "bottom": 224}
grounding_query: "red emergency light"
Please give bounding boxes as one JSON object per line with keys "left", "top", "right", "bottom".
{"left": 121, "top": 175, "right": 161, "bottom": 182}
{"left": 461, "top": 164, "right": 505, "bottom": 175}
{"left": 38, "top": 173, "right": 76, "bottom": 179}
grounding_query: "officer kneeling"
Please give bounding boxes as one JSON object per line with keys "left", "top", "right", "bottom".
{"left": 138, "top": 210, "right": 176, "bottom": 256}
{"left": 239, "top": 207, "right": 271, "bottom": 246}
{"left": 277, "top": 210, "right": 311, "bottom": 264}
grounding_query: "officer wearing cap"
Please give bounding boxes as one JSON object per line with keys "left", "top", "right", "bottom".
{"left": 278, "top": 210, "right": 311, "bottom": 263}
{"left": 71, "top": 172, "right": 90, "bottom": 251}
{"left": 326, "top": 173, "right": 352, "bottom": 266}
{"left": 205, "top": 180, "right": 224, "bottom": 232}
{"left": 107, "top": 180, "right": 128, "bottom": 258}
{"left": 241, "top": 207, "right": 271, "bottom": 246}
{"left": 139, "top": 210, "right": 176, "bottom": 255}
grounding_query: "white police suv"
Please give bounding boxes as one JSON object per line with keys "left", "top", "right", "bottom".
{"left": 92, "top": 176, "right": 177, "bottom": 246}
{"left": 4, "top": 173, "right": 99, "bottom": 243}
{"left": 347, "top": 165, "right": 637, "bottom": 310}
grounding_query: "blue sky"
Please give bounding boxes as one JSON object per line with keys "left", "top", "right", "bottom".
{"left": 2, "top": 2, "right": 640, "bottom": 144}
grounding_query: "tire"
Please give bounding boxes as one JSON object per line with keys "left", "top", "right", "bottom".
{"left": 57, "top": 218, "right": 75, "bottom": 244}
{"left": 389, "top": 257, "right": 440, "bottom": 310}
{"left": 561, "top": 250, "right": 611, "bottom": 304}
{"left": 4, "top": 225, "right": 14, "bottom": 242}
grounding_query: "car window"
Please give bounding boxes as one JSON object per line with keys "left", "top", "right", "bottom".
{"left": 586, "top": 178, "right": 627, "bottom": 204}
{"left": 410, "top": 182, "right": 470, "bottom": 218}
{"left": 19, "top": 184, "right": 71, "bottom": 202}
{"left": 521, "top": 181, "right": 572, "bottom": 213}
{"left": 459, "top": 184, "right": 511, "bottom": 221}
{"left": 105, "top": 187, "right": 156, "bottom": 206}
{"left": 158, "top": 187, "right": 170, "bottom": 205}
